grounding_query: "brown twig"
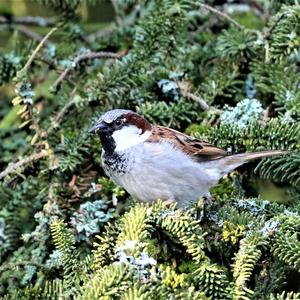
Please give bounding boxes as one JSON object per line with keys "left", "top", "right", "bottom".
{"left": 18, "top": 27, "right": 57, "bottom": 77}
{"left": 264, "top": 12, "right": 285, "bottom": 39}
{"left": 47, "top": 87, "right": 78, "bottom": 134}
{"left": 16, "top": 25, "right": 45, "bottom": 43}
{"left": 0, "top": 16, "right": 56, "bottom": 26}
{"left": 263, "top": 12, "right": 285, "bottom": 62}
{"left": 12, "top": 28, "right": 57, "bottom": 147}
{"left": 85, "top": 23, "right": 117, "bottom": 43}
{"left": 197, "top": 3, "right": 243, "bottom": 29}
{"left": 53, "top": 51, "right": 125, "bottom": 89}
{"left": 111, "top": 0, "right": 123, "bottom": 26}
{"left": 54, "top": 98, "right": 77, "bottom": 124}
{"left": 247, "top": 0, "right": 266, "bottom": 16}
{"left": 0, "top": 151, "right": 49, "bottom": 181}
{"left": 178, "top": 81, "right": 222, "bottom": 114}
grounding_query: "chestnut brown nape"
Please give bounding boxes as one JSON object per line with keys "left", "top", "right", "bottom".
{"left": 124, "top": 112, "right": 152, "bottom": 134}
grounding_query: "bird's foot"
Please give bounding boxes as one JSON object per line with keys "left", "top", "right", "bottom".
{"left": 163, "top": 198, "right": 176, "bottom": 208}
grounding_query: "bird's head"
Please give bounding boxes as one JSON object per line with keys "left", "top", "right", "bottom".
{"left": 89, "top": 109, "right": 152, "bottom": 153}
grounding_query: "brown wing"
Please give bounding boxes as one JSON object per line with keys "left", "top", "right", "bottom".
{"left": 147, "top": 125, "right": 228, "bottom": 161}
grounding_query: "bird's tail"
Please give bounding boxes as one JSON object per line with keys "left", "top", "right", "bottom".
{"left": 217, "top": 150, "right": 288, "bottom": 177}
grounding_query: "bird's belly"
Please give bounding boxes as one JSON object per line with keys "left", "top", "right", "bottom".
{"left": 105, "top": 142, "right": 217, "bottom": 208}
{"left": 120, "top": 163, "right": 211, "bottom": 208}
{"left": 119, "top": 168, "right": 177, "bottom": 202}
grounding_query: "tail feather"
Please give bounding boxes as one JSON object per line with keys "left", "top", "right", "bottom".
{"left": 220, "top": 150, "right": 288, "bottom": 176}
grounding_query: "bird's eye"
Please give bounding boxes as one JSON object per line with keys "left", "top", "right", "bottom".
{"left": 115, "top": 119, "right": 123, "bottom": 126}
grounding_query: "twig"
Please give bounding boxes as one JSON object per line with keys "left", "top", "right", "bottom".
{"left": 10, "top": 27, "right": 57, "bottom": 141}
{"left": 53, "top": 51, "right": 125, "bottom": 89}
{"left": 85, "top": 23, "right": 117, "bottom": 42}
{"left": 54, "top": 98, "right": 76, "bottom": 124}
{"left": 85, "top": 5, "right": 139, "bottom": 43}
{"left": 16, "top": 25, "right": 45, "bottom": 43}
{"left": 47, "top": 87, "right": 78, "bottom": 134}
{"left": 18, "top": 27, "right": 57, "bottom": 77}
{"left": 0, "top": 151, "right": 49, "bottom": 181}
{"left": 247, "top": 0, "right": 266, "bottom": 15}
{"left": 12, "top": 29, "right": 56, "bottom": 143}
{"left": 111, "top": 0, "right": 123, "bottom": 26}
{"left": 0, "top": 16, "right": 56, "bottom": 26}
{"left": 264, "top": 12, "right": 285, "bottom": 39}
{"left": 185, "top": 91, "right": 210, "bottom": 110}
{"left": 263, "top": 12, "right": 285, "bottom": 62}
{"left": 86, "top": 22, "right": 129, "bottom": 43}
{"left": 178, "top": 81, "right": 222, "bottom": 114}
{"left": 197, "top": 3, "right": 243, "bottom": 29}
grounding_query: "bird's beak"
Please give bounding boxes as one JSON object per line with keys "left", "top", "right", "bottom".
{"left": 88, "top": 121, "right": 107, "bottom": 134}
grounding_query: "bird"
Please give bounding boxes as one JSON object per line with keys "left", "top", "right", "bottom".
{"left": 89, "top": 109, "right": 287, "bottom": 209}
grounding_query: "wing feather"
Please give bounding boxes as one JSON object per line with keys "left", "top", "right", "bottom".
{"left": 146, "top": 125, "right": 228, "bottom": 161}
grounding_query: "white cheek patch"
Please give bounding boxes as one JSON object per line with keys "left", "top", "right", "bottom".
{"left": 112, "top": 125, "right": 151, "bottom": 151}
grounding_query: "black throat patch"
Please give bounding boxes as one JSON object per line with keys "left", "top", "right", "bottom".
{"left": 98, "top": 129, "right": 130, "bottom": 175}
{"left": 98, "top": 130, "right": 116, "bottom": 154}
{"left": 102, "top": 150, "right": 129, "bottom": 175}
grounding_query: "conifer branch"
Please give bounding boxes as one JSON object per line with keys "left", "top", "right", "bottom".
{"left": 0, "top": 150, "right": 49, "bottom": 181}
{"left": 197, "top": 3, "right": 243, "bottom": 29}
{"left": 1, "top": 1, "right": 299, "bottom": 298}
{"left": 0, "top": 16, "right": 56, "bottom": 26}
{"left": 47, "top": 87, "right": 78, "bottom": 134}
{"left": 53, "top": 51, "right": 125, "bottom": 89}
{"left": 178, "top": 81, "right": 222, "bottom": 114}
{"left": 85, "top": 24, "right": 117, "bottom": 43}
{"left": 264, "top": 13, "right": 285, "bottom": 39}
{"left": 17, "top": 27, "right": 57, "bottom": 78}
{"left": 16, "top": 25, "right": 45, "bottom": 43}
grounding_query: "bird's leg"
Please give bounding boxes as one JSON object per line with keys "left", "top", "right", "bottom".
{"left": 196, "top": 192, "right": 213, "bottom": 220}
{"left": 203, "top": 192, "right": 213, "bottom": 205}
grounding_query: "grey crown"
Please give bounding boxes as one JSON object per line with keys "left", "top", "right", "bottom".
{"left": 99, "top": 109, "right": 132, "bottom": 124}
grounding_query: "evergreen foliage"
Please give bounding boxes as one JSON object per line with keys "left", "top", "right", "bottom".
{"left": 1, "top": 0, "right": 300, "bottom": 299}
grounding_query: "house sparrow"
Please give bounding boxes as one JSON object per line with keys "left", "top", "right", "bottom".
{"left": 89, "top": 109, "right": 287, "bottom": 208}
